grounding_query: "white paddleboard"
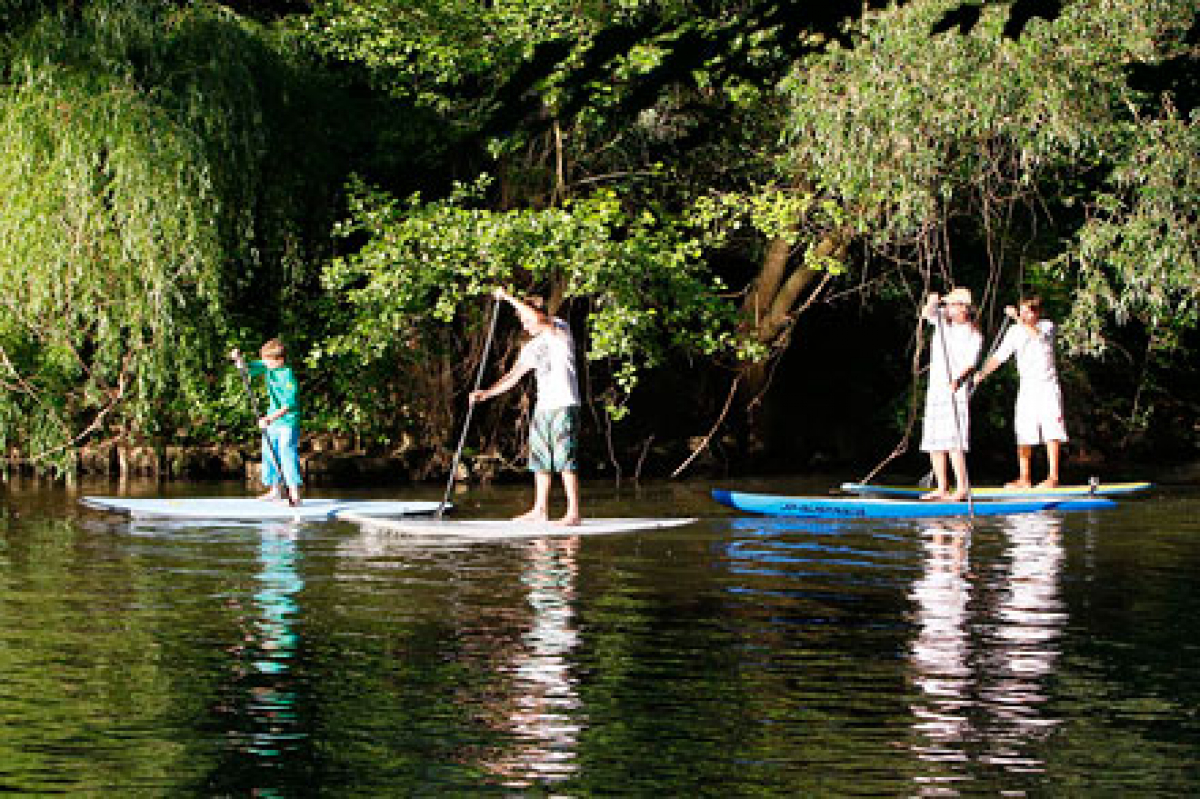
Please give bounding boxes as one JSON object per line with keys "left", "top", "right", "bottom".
{"left": 81, "top": 496, "right": 443, "bottom": 521}
{"left": 339, "top": 513, "right": 698, "bottom": 538}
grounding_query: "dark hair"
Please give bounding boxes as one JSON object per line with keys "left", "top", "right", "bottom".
{"left": 1020, "top": 296, "right": 1043, "bottom": 315}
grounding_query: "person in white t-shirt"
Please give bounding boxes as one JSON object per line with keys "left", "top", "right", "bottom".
{"left": 973, "top": 295, "right": 1067, "bottom": 488}
{"left": 920, "top": 288, "right": 983, "bottom": 501}
{"left": 470, "top": 287, "right": 583, "bottom": 525}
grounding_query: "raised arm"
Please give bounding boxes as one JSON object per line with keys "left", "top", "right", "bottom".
{"left": 974, "top": 307, "right": 1019, "bottom": 385}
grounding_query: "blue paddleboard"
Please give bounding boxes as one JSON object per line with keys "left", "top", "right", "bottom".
{"left": 711, "top": 489, "right": 1116, "bottom": 520}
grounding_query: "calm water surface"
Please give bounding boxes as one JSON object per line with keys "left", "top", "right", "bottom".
{"left": 1, "top": 476, "right": 1198, "bottom": 795}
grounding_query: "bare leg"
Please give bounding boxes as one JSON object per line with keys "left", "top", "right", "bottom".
{"left": 556, "top": 471, "right": 581, "bottom": 526}
{"left": 1038, "top": 440, "right": 1062, "bottom": 488}
{"left": 286, "top": 485, "right": 303, "bottom": 506}
{"left": 922, "top": 452, "right": 950, "bottom": 500}
{"left": 1006, "top": 445, "right": 1034, "bottom": 488}
{"left": 515, "top": 472, "right": 551, "bottom": 522}
{"left": 948, "top": 449, "right": 970, "bottom": 500}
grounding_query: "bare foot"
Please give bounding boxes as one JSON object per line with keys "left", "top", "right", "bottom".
{"left": 514, "top": 509, "right": 549, "bottom": 523}
{"left": 554, "top": 515, "right": 582, "bottom": 527}
{"left": 1005, "top": 480, "right": 1032, "bottom": 490}
{"left": 948, "top": 490, "right": 969, "bottom": 501}
{"left": 257, "top": 489, "right": 281, "bottom": 502}
{"left": 921, "top": 490, "right": 949, "bottom": 500}
{"left": 1036, "top": 478, "right": 1059, "bottom": 489}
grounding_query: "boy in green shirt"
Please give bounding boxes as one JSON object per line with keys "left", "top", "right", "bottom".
{"left": 231, "top": 339, "right": 303, "bottom": 505}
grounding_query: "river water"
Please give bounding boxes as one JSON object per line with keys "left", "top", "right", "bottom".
{"left": 0, "top": 475, "right": 1197, "bottom": 795}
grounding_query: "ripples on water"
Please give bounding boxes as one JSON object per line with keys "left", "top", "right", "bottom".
{"left": 0, "top": 482, "right": 1198, "bottom": 794}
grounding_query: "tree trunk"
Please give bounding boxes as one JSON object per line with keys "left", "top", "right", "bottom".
{"left": 734, "top": 229, "right": 848, "bottom": 455}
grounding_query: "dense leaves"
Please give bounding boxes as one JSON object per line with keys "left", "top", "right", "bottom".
{"left": 0, "top": 0, "right": 1197, "bottom": 476}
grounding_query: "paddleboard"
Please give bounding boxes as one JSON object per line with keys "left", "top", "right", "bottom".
{"left": 339, "top": 513, "right": 698, "bottom": 538}
{"left": 81, "top": 496, "right": 443, "bottom": 521}
{"left": 711, "top": 489, "right": 1115, "bottom": 520}
{"left": 839, "top": 481, "right": 1151, "bottom": 499}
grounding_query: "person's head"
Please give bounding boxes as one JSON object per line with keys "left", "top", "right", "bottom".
{"left": 260, "top": 338, "right": 287, "bottom": 366}
{"left": 1018, "top": 295, "right": 1043, "bottom": 324}
{"left": 517, "top": 296, "right": 551, "bottom": 335}
{"left": 943, "top": 287, "right": 974, "bottom": 324}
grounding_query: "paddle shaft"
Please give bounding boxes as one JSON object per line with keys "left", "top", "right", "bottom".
{"left": 235, "top": 360, "right": 293, "bottom": 504}
{"left": 437, "top": 298, "right": 501, "bottom": 519}
{"left": 933, "top": 309, "right": 975, "bottom": 518}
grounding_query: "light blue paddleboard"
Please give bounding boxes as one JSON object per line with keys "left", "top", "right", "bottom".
{"left": 839, "top": 481, "right": 1151, "bottom": 500}
{"left": 711, "top": 489, "right": 1115, "bottom": 520}
{"left": 340, "top": 513, "right": 697, "bottom": 538}
{"left": 82, "top": 496, "right": 442, "bottom": 521}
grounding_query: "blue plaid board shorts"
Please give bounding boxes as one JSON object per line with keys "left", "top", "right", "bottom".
{"left": 528, "top": 405, "right": 579, "bottom": 473}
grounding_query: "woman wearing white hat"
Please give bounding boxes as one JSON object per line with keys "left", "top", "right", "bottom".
{"left": 920, "top": 288, "right": 982, "bottom": 500}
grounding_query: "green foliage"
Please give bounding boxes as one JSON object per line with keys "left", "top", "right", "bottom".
{"left": 317, "top": 178, "right": 745, "bottom": 423}
{"left": 0, "top": 1, "right": 359, "bottom": 473}
{"left": 1062, "top": 113, "right": 1200, "bottom": 356}
{"left": 780, "top": 0, "right": 1199, "bottom": 342}
{"left": 0, "top": 3, "right": 227, "bottom": 471}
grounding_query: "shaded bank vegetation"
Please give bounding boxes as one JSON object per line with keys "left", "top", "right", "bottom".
{"left": 0, "top": 0, "right": 1197, "bottom": 482}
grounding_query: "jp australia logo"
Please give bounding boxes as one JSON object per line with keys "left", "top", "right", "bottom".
{"left": 781, "top": 502, "right": 867, "bottom": 518}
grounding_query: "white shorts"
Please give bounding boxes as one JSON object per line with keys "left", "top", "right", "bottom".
{"left": 1014, "top": 381, "right": 1068, "bottom": 445}
{"left": 921, "top": 388, "right": 971, "bottom": 453}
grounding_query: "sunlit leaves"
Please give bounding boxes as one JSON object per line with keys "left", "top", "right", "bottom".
{"left": 318, "top": 179, "right": 745, "bottom": 418}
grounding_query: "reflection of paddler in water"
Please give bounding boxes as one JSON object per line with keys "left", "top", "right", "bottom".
{"left": 470, "top": 287, "right": 583, "bottom": 526}
{"left": 979, "top": 512, "right": 1064, "bottom": 771}
{"left": 908, "top": 518, "right": 974, "bottom": 773}
{"left": 222, "top": 524, "right": 306, "bottom": 771}
{"left": 486, "top": 536, "right": 582, "bottom": 787}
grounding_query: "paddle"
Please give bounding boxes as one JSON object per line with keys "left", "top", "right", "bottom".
{"left": 233, "top": 353, "right": 296, "bottom": 507}
{"left": 436, "top": 296, "right": 501, "bottom": 520}
{"left": 932, "top": 306, "right": 975, "bottom": 518}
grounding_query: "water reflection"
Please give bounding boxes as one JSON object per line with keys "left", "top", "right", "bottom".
{"left": 981, "top": 513, "right": 1064, "bottom": 772}
{"left": 488, "top": 537, "right": 583, "bottom": 788}
{"left": 229, "top": 524, "right": 306, "bottom": 771}
{"left": 908, "top": 519, "right": 974, "bottom": 791}
{"left": 908, "top": 513, "right": 1065, "bottom": 792}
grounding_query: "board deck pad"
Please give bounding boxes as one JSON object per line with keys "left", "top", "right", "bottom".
{"left": 712, "top": 489, "right": 1116, "bottom": 520}
{"left": 839, "top": 481, "right": 1151, "bottom": 499}
{"left": 339, "top": 513, "right": 698, "bottom": 538}
{"left": 82, "top": 496, "right": 443, "bottom": 521}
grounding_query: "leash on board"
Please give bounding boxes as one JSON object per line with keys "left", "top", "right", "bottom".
{"left": 437, "top": 297, "right": 501, "bottom": 520}
{"left": 235, "top": 358, "right": 295, "bottom": 507}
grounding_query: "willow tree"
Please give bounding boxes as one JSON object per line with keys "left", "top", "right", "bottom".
{"left": 763, "top": 0, "right": 1199, "bottom": 453}
{"left": 0, "top": 1, "right": 350, "bottom": 475}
